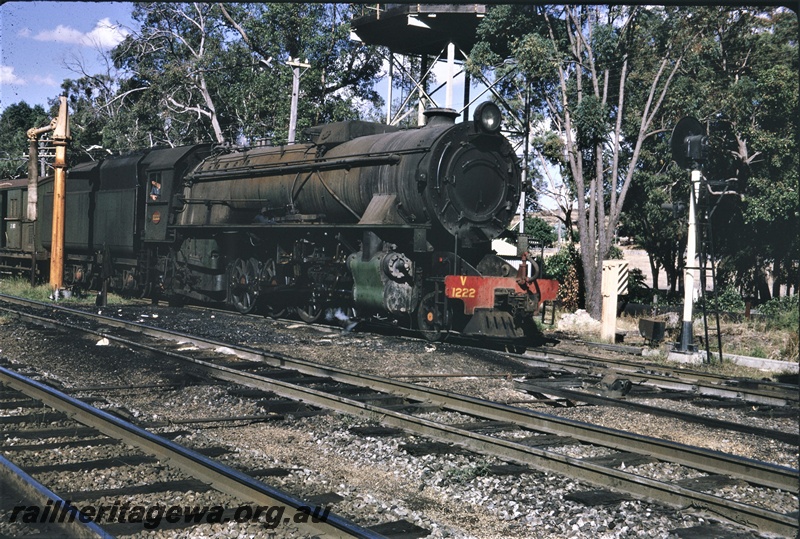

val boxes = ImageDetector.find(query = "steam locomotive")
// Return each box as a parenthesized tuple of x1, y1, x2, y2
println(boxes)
(0, 103, 558, 344)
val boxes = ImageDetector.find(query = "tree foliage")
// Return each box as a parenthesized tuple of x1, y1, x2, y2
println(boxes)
(0, 103, 49, 178)
(471, 5, 797, 316)
(101, 2, 383, 149)
(472, 5, 691, 318)
(524, 216, 557, 248)
(622, 7, 798, 301)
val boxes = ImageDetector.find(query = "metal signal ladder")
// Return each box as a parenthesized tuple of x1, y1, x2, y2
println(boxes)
(696, 188, 724, 364)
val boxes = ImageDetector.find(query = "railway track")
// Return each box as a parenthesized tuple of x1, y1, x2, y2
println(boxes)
(0, 366, 385, 538)
(110, 299, 800, 409)
(185, 301, 799, 410)
(1, 295, 798, 537)
(521, 347, 799, 407)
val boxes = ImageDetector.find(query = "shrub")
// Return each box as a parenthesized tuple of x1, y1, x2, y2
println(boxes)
(544, 243, 579, 281)
(545, 243, 584, 311)
(760, 294, 799, 331)
(695, 286, 745, 314)
(626, 267, 651, 303)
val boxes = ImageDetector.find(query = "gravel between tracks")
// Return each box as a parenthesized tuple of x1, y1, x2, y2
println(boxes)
(0, 305, 797, 538)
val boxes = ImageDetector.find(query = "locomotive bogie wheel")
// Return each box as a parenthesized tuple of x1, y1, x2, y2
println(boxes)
(229, 257, 260, 314)
(265, 306, 288, 319)
(416, 291, 450, 342)
(296, 298, 323, 323)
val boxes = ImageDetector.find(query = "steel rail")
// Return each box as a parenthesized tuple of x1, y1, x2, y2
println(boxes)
(522, 349, 799, 407)
(515, 381, 799, 445)
(1, 299, 798, 536)
(0, 453, 112, 539)
(0, 367, 384, 539)
(1, 299, 796, 492)
(176, 358, 799, 537)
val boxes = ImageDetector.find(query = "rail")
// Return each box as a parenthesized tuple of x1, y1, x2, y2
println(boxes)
(0, 366, 385, 539)
(0, 295, 797, 537)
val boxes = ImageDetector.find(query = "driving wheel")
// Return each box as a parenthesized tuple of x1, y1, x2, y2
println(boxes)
(229, 257, 260, 314)
(260, 258, 287, 318)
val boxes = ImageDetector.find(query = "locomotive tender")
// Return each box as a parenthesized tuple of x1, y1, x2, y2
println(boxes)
(1, 103, 558, 343)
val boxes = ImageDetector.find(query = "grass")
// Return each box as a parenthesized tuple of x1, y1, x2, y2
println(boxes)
(551, 307, 797, 383)
(0, 277, 127, 306)
(0, 276, 55, 302)
(615, 311, 798, 363)
(697, 313, 799, 363)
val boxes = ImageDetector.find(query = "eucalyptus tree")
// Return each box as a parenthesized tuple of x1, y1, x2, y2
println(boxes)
(111, 2, 232, 145)
(215, 3, 383, 143)
(471, 5, 692, 318)
(108, 3, 383, 148)
(621, 6, 798, 300)
(703, 8, 798, 299)
(0, 103, 49, 178)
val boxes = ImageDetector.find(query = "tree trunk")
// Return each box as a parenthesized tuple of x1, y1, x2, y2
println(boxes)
(649, 257, 660, 292)
(199, 75, 225, 143)
(771, 258, 781, 298)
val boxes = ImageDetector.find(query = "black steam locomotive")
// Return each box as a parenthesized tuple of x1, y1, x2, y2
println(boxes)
(0, 103, 558, 343)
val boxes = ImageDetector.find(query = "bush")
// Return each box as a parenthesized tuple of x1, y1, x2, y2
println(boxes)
(544, 243, 584, 311)
(695, 286, 745, 314)
(759, 294, 799, 331)
(626, 267, 651, 303)
(544, 243, 579, 281)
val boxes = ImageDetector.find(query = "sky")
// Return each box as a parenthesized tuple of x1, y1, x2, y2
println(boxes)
(0, 1, 134, 113)
(0, 2, 475, 117)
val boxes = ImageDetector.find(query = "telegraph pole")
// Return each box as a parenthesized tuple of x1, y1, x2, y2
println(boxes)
(286, 58, 310, 144)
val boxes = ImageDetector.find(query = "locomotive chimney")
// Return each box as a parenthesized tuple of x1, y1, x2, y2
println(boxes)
(423, 108, 459, 128)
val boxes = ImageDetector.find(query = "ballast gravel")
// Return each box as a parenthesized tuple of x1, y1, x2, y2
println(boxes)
(0, 305, 797, 538)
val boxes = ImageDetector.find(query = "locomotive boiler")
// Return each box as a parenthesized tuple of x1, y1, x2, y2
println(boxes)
(1, 102, 558, 344)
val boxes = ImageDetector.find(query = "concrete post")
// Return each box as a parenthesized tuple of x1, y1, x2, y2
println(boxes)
(386, 53, 393, 124)
(601, 261, 618, 342)
(601, 260, 628, 342)
(288, 64, 300, 144)
(286, 59, 310, 144)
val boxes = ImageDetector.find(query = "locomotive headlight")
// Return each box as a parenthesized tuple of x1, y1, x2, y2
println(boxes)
(474, 102, 502, 134)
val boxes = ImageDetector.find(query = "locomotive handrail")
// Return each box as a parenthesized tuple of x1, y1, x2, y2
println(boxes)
(187, 152, 410, 182)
